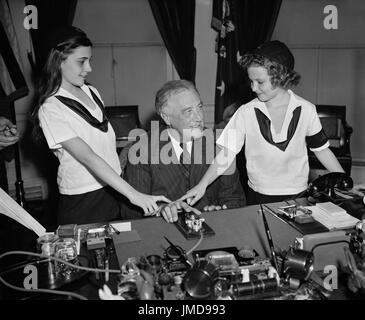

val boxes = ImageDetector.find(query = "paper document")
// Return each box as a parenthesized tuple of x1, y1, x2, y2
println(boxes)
(305, 202, 359, 230)
(110, 221, 131, 232)
(316, 202, 347, 217)
(0, 188, 46, 237)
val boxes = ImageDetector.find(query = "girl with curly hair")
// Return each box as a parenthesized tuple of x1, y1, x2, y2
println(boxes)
(183, 40, 344, 205)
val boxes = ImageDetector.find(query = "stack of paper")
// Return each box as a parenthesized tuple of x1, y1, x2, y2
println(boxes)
(305, 202, 359, 230)
(316, 202, 347, 217)
(0, 188, 46, 237)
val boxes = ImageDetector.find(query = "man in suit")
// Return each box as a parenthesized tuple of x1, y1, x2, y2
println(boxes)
(123, 80, 246, 223)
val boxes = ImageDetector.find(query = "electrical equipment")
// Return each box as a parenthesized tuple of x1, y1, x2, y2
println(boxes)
(277, 205, 314, 224)
(307, 172, 353, 203)
(56, 224, 77, 239)
(183, 260, 220, 299)
(175, 212, 215, 239)
(281, 247, 314, 282)
(182, 247, 278, 300)
(86, 237, 106, 251)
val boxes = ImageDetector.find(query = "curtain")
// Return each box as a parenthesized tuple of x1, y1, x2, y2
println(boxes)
(22, 0, 76, 219)
(212, 0, 282, 123)
(149, 0, 196, 82)
(0, 22, 28, 192)
(0, 0, 29, 193)
(25, 0, 77, 72)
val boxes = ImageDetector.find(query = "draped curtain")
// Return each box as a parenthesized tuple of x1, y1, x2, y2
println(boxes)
(25, 0, 77, 73)
(23, 0, 77, 225)
(212, 0, 282, 123)
(148, 0, 196, 82)
(0, 0, 29, 192)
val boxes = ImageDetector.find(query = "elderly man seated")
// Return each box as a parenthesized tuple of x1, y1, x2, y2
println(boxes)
(122, 80, 246, 223)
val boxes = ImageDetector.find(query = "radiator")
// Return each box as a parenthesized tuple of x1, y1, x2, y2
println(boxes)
(8, 182, 48, 201)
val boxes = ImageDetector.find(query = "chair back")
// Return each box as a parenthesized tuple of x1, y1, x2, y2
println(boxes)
(105, 105, 140, 141)
(308, 105, 353, 175)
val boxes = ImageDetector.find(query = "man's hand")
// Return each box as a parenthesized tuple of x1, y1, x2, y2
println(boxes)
(160, 200, 201, 223)
(0, 117, 19, 150)
(203, 204, 227, 212)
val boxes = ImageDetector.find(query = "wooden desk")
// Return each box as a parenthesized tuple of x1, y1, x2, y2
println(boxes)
(2, 201, 357, 300)
(111, 204, 303, 268)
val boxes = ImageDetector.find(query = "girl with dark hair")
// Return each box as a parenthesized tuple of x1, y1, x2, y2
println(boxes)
(32, 26, 169, 224)
(183, 40, 344, 205)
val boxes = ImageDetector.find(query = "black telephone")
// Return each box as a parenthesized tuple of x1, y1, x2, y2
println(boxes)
(307, 172, 353, 202)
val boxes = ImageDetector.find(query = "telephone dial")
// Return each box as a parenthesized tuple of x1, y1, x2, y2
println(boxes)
(307, 172, 353, 202)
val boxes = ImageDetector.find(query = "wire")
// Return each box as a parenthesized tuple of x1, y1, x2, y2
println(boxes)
(186, 230, 204, 256)
(286, 189, 309, 203)
(0, 276, 88, 300)
(0, 250, 122, 300)
(0, 251, 121, 274)
(1, 258, 50, 275)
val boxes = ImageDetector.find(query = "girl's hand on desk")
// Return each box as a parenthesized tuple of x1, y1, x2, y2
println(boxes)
(180, 182, 208, 206)
(129, 191, 170, 215)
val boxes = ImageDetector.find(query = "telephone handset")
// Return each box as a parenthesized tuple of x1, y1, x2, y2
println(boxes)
(307, 172, 353, 201)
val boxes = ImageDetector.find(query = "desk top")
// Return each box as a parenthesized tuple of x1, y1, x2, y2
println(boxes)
(111, 203, 304, 268)
(3, 200, 360, 300)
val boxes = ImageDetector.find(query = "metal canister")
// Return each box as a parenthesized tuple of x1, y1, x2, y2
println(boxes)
(36, 233, 59, 257)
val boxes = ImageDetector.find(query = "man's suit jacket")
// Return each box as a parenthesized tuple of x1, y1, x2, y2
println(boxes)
(122, 125, 246, 218)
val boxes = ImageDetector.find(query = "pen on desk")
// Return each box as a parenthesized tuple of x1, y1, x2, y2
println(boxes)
(263, 204, 305, 235)
(109, 224, 120, 235)
(260, 204, 280, 274)
(263, 204, 290, 225)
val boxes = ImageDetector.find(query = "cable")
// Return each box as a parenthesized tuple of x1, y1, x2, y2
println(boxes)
(1, 258, 49, 275)
(186, 230, 204, 256)
(0, 251, 121, 274)
(285, 189, 309, 204)
(0, 276, 88, 300)
(0, 250, 122, 300)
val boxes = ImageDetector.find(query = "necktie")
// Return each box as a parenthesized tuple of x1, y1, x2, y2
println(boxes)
(179, 142, 192, 185)
(179, 142, 191, 168)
